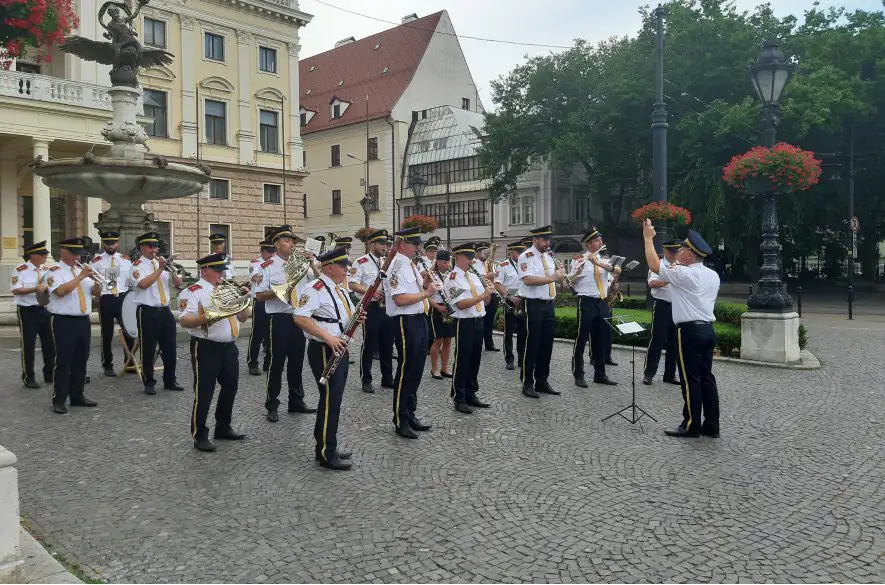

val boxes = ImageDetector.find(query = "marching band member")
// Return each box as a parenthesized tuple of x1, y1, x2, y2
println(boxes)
(517, 226, 564, 398)
(130, 231, 184, 395)
(349, 229, 394, 393)
(91, 230, 134, 377)
(643, 240, 682, 386)
(45, 237, 100, 414)
(246, 239, 274, 376)
(384, 227, 438, 439)
(423, 236, 440, 263)
(333, 235, 354, 295)
(445, 243, 492, 414)
(642, 220, 721, 439)
(473, 242, 500, 352)
(569, 227, 619, 387)
(494, 240, 526, 371)
(428, 250, 454, 379)
(209, 232, 236, 279)
(294, 247, 366, 470)
(10, 241, 53, 388)
(421, 236, 441, 352)
(254, 225, 316, 422)
(179, 253, 250, 452)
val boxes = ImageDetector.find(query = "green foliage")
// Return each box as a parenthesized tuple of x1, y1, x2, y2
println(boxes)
(798, 323, 810, 350)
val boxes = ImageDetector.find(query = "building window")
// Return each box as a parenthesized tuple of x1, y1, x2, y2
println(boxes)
(144, 18, 166, 48)
(204, 32, 224, 61)
(208, 224, 230, 251)
(258, 46, 277, 73)
(259, 109, 279, 153)
(204, 99, 226, 145)
(263, 184, 281, 204)
(300, 112, 307, 125)
(510, 194, 535, 226)
(302, 151, 307, 168)
(462, 97, 470, 110)
(331, 190, 342, 215)
(367, 137, 378, 160)
(332, 104, 341, 119)
(143, 89, 168, 138)
(208, 178, 230, 200)
(367, 185, 380, 211)
(302, 193, 308, 218)
(331, 144, 340, 167)
(15, 62, 40, 74)
(403, 199, 488, 228)
(408, 157, 482, 187)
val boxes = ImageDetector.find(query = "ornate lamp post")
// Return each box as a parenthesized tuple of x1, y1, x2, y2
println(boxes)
(408, 173, 428, 216)
(746, 39, 795, 312)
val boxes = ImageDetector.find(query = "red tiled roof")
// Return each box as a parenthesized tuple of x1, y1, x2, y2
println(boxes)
(298, 12, 443, 134)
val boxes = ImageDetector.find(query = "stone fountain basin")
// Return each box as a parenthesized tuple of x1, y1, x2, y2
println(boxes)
(33, 157, 209, 202)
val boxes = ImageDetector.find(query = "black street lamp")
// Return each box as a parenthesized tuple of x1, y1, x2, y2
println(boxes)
(746, 39, 796, 312)
(408, 173, 427, 216)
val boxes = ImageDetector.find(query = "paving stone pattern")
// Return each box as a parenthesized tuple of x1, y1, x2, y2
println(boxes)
(1, 323, 885, 583)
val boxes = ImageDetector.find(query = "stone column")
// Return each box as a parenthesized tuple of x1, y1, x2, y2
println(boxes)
(237, 31, 255, 165)
(32, 140, 52, 258)
(179, 16, 198, 158)
(0, 157, 20, 265)
(0, 445, 23, 583)
(287, 42, 304, 170)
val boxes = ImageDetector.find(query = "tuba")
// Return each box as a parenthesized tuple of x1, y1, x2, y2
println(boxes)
(203, 279, 253, 330)
(270, 252, 311, 305)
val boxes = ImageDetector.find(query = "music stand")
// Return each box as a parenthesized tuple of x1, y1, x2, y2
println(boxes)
(601, 314, 657, 425)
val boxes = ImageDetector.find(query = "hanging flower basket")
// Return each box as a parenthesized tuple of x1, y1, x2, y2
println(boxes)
(401, 214, 438, 234)
(631, 202, 692, 225)
(0, 0, 78, 69)
(722, 142, 822, 194)
(354, 227, 375, 242)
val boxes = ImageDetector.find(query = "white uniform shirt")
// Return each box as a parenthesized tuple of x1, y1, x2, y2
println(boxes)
(179, 279, 241, 342)
(10, 261, 45, 307)
(45, 263, 95, 316)
(648, 258, 672, 302)
(224, 255, 236, 280)
(254, 254, 310, 315)
(495, 258, 521, 296)
(348, 253, 383, 300)
(445, 266, 486, 319)
(248, 257, 266, 299)
(658, 261, 720, 324)
(569, 256, 612, 298)
(383, 252, 426, 316)
(293, 274, 354, 342)
(471, 257, 488, 277)
(128, 257, 174, 307)
(517, 246, 557, 300)
(90, 251, 131, 296)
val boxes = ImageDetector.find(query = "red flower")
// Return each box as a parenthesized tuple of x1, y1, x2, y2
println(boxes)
(0, 0, 78, 69)
(631, 202, 692, 225)
(401, 214, 438, 234)
(723, 142, 821, 193)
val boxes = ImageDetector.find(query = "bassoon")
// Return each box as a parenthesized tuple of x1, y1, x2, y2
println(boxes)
(318, 236, 402, 384)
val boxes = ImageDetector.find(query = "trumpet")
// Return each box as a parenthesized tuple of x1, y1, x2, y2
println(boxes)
(74, 262, 108, 287)
(563, 245, 607, 288)
(151, 255, 190, 279)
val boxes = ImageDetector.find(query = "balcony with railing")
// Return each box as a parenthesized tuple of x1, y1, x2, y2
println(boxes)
(0, 68, 115, 112)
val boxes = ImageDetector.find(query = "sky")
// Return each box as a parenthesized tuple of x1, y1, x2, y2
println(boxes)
(297, 0, 882, 111)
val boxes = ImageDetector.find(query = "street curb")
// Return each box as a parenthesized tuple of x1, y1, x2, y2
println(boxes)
(18, 526, 84, 584)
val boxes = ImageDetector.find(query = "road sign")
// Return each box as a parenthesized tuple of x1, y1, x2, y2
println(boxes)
(850, 216, 860, 233)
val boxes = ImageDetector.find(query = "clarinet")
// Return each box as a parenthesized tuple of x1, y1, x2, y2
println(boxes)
(468, 264, 515, 310)
(318, 237, 402, 385)
(414, 252, 457, 315)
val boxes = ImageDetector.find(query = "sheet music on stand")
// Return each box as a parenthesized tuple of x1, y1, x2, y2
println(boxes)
(601, 314, 657, 425)
(304, 238, 323, 256)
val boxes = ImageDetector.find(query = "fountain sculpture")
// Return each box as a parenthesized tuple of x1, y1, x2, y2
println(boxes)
(31, 0, 210, 253)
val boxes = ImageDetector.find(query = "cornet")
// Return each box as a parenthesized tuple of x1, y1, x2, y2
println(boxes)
(74, 262, 108, 287)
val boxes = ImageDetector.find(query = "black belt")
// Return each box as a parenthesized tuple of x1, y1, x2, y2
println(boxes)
(194, 336, 235, 346)
(677, 320, 712, 326)
(455, 317, 483, 322)
(18, 305, 45, 310)
(137, 305, 170, 311)
(311, 315, 340, 324)
(51, 314, 89, 320)
(526, 298, 553, 304)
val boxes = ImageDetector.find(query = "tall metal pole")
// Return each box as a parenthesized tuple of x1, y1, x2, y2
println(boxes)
(848, 124, 856, 289)
(196, 84, 202, 259)
(364, 94, 370, 228)
(652, 5, 668, 207)
(445, 173, 451, 248)
(281, 108, 287, 223)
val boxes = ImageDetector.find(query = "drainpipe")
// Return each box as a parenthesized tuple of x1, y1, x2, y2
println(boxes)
(385, 116, 397, 233)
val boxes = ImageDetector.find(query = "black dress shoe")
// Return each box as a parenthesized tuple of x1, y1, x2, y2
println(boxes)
(455, 402, 473, 414)
(505, 361, 515, 371)
(380, 380, 395, 389)
(467, 398, 490, 409)
(536, 381, 561, 395)
(266, 410, 279, 423)
(85, 376, 90, 384)
(663, 377, 681, 386)
(642, 376, 653, 385)
(410, 419, 432, 432)
(361, 382, 376, 394)
(70, 397, 97, 407)
(574, 377, 588, 388)
(336, 449, 352, 460)
(52, 404, 68, 415)
(164, 382, 184, 391)
(104, 368, 117, 377)
(144, 385, 157, 395)
(320, 455, 353, 470)
(700, 427, 720, 438)
(593, 376, 618, 386)
(262, 364, 270, 373)
(395, 422, 419, 439)
(194, 438, 216, 452)
(24, 377, 40, 389)
(522, 384, 539, 398)
(606, 359, 618, 366)
(214, 426, 246, 440)
(664, 427, 700, 438)
(485, 346, 501, 352)
(431, 373, 443, 380)
(288, 401, 317, 414)
(248, 366, 261, 376)
(440, 371, 453, 379)
(44, 374, 53, 384)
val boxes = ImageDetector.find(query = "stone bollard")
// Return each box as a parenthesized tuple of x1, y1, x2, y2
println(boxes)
(0, 445, 23, 583)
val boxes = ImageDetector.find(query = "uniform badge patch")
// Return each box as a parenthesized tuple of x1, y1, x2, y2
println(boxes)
(348, 266, 357, 276)
(15, 264, 26, 272)
(312, 280, 324, 291)
(449, 272, 457, 280)
(297, 293, 310, 308)
(520, 263, 528, 272)
(390, 275, 399, 289)
(526, 251, 534, 258)
(11, 276, 18, 284)
(91, 255, 102, 263)
(188, 283, 202, 292)
(251, 273, 263, 284)
(46, 276, 54, 287)
(261, 259, 273, 268)
(131, 270, 140, 279)
(358, 257, 369, 264)
(179, 299, 188, 310)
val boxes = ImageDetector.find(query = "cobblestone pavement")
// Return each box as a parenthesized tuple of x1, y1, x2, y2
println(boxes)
(1, 320, 885, 583)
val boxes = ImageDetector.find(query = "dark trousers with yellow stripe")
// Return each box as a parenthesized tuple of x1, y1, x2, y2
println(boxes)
(17, 305, 54, 382)
(643, 299, 677, 380)
(392, 313, 429, 427)
(307, 339, 347, 461)
(503, 309, 526, 364)
(136, 305, 177, 387)
(572, 296, 611, 379)
(521, 298, 554, 386)
(451, 317, 483, 405)
(246, 300, 270, 370)
(483, 296, 499, 348)
(98, 294, 134, 369)
(265, 313, 306, 411)
(190, 337, 239, 441)
(50, 314, 90, 406)
(676, 322, 720, 434)
(360, 302, 393, 385)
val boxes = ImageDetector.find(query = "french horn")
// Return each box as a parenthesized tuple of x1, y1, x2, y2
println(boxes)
(203, 278, 253, 330)
(270, 252, 311, 306)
